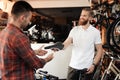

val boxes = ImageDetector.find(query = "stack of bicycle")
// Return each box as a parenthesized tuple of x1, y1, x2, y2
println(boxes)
(91, 0, 120, 80)
(92, 0, 120, 56)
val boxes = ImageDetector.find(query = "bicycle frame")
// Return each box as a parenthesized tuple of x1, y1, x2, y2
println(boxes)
(101, 52, 120, 80)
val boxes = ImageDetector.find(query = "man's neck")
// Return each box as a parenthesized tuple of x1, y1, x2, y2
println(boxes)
(82, 23, 90, 30)
(8, 17, 20, 29)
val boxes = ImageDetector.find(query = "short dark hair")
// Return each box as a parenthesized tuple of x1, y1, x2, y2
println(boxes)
(82, 8, 94, 17)
(11, 1, 33, 16)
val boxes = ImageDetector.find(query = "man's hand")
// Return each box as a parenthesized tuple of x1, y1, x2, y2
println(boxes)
(51, 48, 60, 52)
(44, 53, 54, 62)
(34, 45, 47, 56)
(37, 50, 48, 56)
(86, 64, 95, 74)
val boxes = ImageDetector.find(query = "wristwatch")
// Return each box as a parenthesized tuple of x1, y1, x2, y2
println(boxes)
(92, 63, 96, 67)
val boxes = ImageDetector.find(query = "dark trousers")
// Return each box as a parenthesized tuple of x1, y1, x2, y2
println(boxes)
(67, 67, 94, 80)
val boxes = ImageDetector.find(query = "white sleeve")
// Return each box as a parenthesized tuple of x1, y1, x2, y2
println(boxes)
(95, 30, 102, 44)
(68, 27, 76, 38)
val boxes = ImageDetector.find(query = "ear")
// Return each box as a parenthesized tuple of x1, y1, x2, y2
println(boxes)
(89, 16, 93, 21)
(20, 15, 25, 21)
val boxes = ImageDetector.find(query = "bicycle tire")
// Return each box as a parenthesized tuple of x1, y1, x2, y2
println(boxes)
(111, 18, 120, 50)
(93, 16, 108, 45)
(106, 19, 120, 55)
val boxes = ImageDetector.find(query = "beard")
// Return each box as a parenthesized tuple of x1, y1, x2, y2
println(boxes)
(79, 19, 89, 25)
(20, 20, 29, 30)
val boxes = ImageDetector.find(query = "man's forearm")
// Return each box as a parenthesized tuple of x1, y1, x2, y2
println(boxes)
(93, 44, 104, 65)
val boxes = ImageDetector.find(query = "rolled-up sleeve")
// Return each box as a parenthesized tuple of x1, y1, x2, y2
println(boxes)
(14, 34, 46, 69)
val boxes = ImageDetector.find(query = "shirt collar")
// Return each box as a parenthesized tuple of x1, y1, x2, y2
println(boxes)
(78, 24, 92, 31)
(7, 23, 23, 33)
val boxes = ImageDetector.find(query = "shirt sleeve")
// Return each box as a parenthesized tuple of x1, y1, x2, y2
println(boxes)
(68, 27, 75, 38)
(95, 30, 102, 44)
(14, 34, 46, 69)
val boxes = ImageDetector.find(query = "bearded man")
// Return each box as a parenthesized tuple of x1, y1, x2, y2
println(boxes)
(63, 8, 103, 80)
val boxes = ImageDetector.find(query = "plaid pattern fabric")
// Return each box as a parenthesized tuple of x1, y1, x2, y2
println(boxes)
(0, 24, 46, 80)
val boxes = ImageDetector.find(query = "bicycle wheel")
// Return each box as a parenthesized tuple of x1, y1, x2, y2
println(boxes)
(106, 19, 120, 55)
(111, 18, 120, 50)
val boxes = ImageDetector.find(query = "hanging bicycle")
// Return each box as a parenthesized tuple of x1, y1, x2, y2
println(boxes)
(91, 0, 120, 55)
(91, 0, 120, 80)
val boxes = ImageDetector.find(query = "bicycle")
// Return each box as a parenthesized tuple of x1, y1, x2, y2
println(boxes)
(35, 70, 59, 80)
(107, 17, 120, 54)
(91, 0, 120, 79)
(91, 0, 120, 55)
(101, 51, 120, 80)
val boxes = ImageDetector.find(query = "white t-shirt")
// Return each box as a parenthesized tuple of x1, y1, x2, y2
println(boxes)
(69, 25, 102, 69)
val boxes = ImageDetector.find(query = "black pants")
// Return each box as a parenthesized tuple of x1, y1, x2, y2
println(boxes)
(67, 67, 94, 80)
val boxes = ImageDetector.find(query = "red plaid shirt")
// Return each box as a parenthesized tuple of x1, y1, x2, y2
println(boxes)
(0, 24, 46, 80)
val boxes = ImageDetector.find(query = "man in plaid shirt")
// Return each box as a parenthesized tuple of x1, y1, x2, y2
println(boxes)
(0, 1, 53, 80)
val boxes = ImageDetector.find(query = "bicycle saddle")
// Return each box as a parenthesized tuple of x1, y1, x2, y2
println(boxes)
(44, 42, 64, 50)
